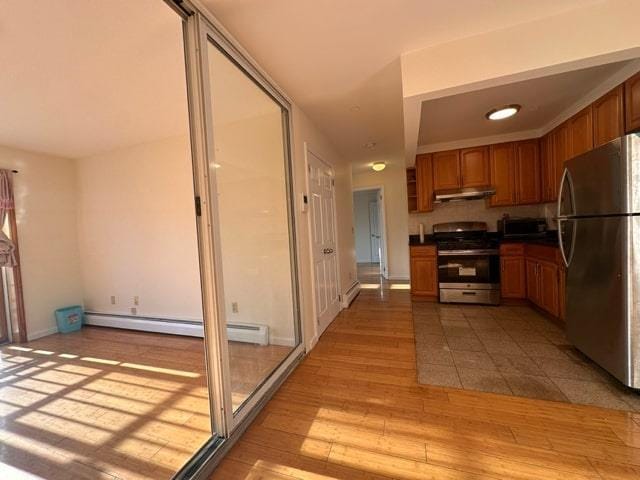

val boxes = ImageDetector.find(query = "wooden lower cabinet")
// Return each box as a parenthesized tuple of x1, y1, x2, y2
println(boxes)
(524, 247, 561, 319)
(539, 261, 559, 317)
(410, 246, 438, 297)
(525, 258, 541, 305)
(500, 256, 525, 299)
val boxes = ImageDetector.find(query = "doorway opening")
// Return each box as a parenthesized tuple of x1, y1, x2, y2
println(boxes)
(353, 187, 387, 284)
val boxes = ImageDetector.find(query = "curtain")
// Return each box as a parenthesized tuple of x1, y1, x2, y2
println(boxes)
(0, 170, 17, 267)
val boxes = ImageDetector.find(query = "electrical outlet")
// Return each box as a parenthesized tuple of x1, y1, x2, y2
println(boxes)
(134, 296, 139, 306)
(110, 295, 116, 305)
(130, 307, 137, 315)
(231, 302, 238, 313)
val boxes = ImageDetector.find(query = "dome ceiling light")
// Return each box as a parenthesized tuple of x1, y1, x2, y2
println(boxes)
(486, 104, 521, 120)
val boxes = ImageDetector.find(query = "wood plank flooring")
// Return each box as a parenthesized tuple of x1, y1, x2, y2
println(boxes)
(210, 275, 640, 479)
(0, 326, 289, 479)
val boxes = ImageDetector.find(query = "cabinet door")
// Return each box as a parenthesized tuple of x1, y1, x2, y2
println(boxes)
(625, 71, 640, 133)
(501, 256, 525, 299)
(553, 122, 569, 194)
(515, 140, 541, 205)
(525, 259, 540, 306)
(489, 143, 516, 207)
(460, 146, 490, 188)
(593, 85, 624, 147)
(539, 261, 559, 317)
(410, 256, 438, 296)
(540, 134, 557, 203)
(415, 154, 433, 212)
(568, 106, 593, 159)
(432, 150, 461, 191)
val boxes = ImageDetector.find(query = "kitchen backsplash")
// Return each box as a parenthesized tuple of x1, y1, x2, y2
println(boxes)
(408, 199, 557, 234)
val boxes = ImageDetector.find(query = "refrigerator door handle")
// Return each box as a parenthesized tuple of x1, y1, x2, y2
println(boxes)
(557, 218, 576, 268)
(557, 167, 576, 219)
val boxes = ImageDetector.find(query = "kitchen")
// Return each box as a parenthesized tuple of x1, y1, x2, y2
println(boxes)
(406, 63, 640, 407)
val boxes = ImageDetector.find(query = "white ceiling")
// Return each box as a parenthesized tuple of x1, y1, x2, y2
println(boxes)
(201, 0, 601, 169)
(418, 61, 633, 147)
(0, 0, 189, 159)
(0, 0, 608, 163)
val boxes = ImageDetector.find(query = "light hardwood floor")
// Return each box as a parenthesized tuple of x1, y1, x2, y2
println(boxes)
(0, 327, 290, 479)
(211, 278, 640, 479)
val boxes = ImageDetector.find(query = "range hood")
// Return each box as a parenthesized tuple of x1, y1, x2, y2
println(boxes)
(434, 186, 496, 203)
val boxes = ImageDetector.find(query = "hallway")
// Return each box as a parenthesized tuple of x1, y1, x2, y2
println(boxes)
(210, 283, 640, 479)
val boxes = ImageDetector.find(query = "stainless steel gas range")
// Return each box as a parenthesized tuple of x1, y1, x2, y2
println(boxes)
(433, 222, 500, 305)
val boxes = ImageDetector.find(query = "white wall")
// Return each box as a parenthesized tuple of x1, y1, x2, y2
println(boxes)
(0, 145, 83, 340)
(291, 106, 356, 350)
(353, 190, 378, 263)
(352, 163, 409, 280)
(76, 136, 203, 322)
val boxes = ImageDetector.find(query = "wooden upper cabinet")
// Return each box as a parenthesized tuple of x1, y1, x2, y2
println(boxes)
(568, 105, 593, 159)
(432, 150, 461, 191)
(553, 122, 569, 189)
(593, 85, 624, 147)
(489, 142, 516, 207)
(415, 154, 433, 213)
(540, 134, 557, 203)
(460, 146, 490, 188)
(625, 71, 640, 133)
(515, 140, 541, 205)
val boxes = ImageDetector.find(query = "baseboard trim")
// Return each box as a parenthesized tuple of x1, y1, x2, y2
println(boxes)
(27, 326, 59, 341)
(341, 281, 361, 308)
(387, 274, 410, 281)
(85, 312, 205, 337)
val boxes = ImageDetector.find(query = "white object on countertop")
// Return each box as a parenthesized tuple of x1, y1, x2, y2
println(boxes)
(419, 223, 425, 243)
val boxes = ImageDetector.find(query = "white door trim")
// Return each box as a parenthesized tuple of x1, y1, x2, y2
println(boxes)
(352, 185, 389, 279)
(304, 143, 342, 349)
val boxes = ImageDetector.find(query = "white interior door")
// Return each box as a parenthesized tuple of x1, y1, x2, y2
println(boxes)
(368, 201, 380, 263)
(308, 150, 340, 336)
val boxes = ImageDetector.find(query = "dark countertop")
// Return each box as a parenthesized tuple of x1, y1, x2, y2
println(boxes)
(408, 231, 559, 248)
(500, 231, 559, 247)
(409, 234, 437, 246)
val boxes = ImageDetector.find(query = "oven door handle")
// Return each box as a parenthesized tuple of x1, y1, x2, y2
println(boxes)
(437, 249, 499, 256)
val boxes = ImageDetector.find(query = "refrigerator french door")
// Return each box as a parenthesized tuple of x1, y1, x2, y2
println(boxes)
(558, 133, 640, 388)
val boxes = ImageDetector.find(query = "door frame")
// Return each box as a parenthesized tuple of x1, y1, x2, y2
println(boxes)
(304, 142, 342, 349)
(352, 185, 388, 278)
(367, 200, 380, 263)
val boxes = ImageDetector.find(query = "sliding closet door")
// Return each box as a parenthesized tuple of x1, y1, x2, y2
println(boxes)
(185, 14, 303, 432)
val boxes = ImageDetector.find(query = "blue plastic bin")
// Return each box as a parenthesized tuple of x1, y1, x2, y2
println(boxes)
(55, 306, 83, 333)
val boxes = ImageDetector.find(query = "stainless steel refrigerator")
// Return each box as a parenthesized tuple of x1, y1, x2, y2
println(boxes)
(558, 133, 640, 389)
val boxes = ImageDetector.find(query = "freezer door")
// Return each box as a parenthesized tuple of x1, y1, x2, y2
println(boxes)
(563, 134, 640, 216)
(566, 215, 633, 386)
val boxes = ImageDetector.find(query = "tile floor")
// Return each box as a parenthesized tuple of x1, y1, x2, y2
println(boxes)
(413, 302, 640, 411)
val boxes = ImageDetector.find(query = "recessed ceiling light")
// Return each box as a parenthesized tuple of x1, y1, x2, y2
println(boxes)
(372, 162, 386, 172)
(486, 104, 521, 121)
(363, 142, 377, 149)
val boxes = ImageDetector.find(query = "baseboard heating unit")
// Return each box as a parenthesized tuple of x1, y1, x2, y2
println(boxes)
(341, 281, 361, 308)
(226, 323, 269, 345)
(84, 312, 269, 345)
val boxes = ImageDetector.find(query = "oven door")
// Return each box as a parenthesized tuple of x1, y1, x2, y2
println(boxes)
(437, 250, 500, 305)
